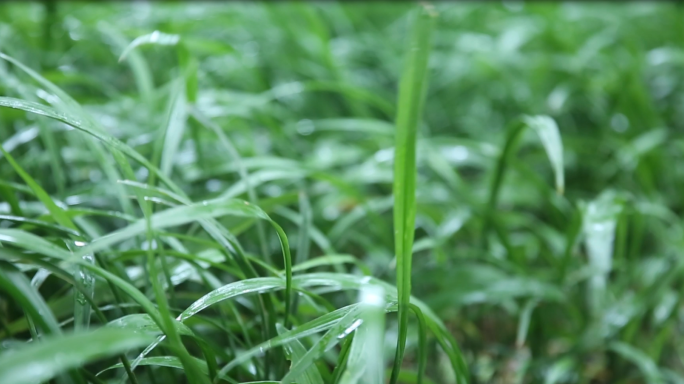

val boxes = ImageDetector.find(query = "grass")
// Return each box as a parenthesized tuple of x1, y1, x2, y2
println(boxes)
(1, 1, 684, 384)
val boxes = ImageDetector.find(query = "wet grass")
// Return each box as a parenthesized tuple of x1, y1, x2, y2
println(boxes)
(1, 2, 684, 384)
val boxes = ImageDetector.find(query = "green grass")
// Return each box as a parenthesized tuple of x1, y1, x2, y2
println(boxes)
(1, 2, 684, 384)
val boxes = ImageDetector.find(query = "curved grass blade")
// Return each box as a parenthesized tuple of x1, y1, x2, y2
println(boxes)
(179, 277, 285, 322)
(483, 114, 565, 245)
(290, 255, 358, 273)
(97, 24, 154, 100)
(75, 198, 264, 257)
(390, 5, 436, 383)
(99, 356, 208, 376)
(0, 145, 77, 232)
(522, 116, 565, 194)
(107, 314, 194, 337)
(408, 304, 427, 384)
(0, 261, 62, 336)
(118, 30, 181, 62)
(0, 328, 155, 384)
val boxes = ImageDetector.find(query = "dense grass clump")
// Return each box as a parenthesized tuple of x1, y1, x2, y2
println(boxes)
(1, 2, 684, 384)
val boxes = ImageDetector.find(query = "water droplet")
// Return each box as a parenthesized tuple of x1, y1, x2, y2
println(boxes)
(296, 119, 315, 136)
(205, 179, 222, 192)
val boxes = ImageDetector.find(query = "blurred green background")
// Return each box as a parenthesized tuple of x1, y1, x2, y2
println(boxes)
(2, 2, 684, 383)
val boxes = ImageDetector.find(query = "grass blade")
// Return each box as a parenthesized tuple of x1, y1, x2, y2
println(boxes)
(159, 78, 187, 177)
(390, 5, 436, 384)
(0, 328, 155, 384)
(582, 191, 624, 317)
(276, 323, 324, 384)
(522, 116, 565, 194)
(118, 31, 181, 63)
(338, 285, 386, 384)
(99, 356, 208, 376)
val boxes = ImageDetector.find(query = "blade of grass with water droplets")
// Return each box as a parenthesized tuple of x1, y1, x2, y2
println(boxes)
(292, 273, 467, 382)
(74, 198, 267, 257)
(73, 249, 95, 332)
(179, 277, 285, 321)
(390, 6, 435, 383)
(276, 323, 324, 384)
(277, 307, 363, 384)
(215, 305, 360, 381)
(0, 328, 155, 384)
(99, 356, 208, 376)
(289, 255, 358, 273)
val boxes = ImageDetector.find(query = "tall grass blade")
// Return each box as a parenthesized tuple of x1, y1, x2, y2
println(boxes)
(390, 5, 436, 384)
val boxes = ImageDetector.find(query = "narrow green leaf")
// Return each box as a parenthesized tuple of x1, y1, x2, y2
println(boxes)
(0, 328, 155, 384)
(118, 31, 181, 62)
(276, 323, 324, 384)
(279, 308, 363, 384)
(522, 115, 565, 194)
(390, 5, 436, 384)
(99, 356, 208, 376)
(0, 261, 62, 336)
(581, 191, 624, 316)
(159, 79, 187, 177)
(0, 145, 77, 232)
